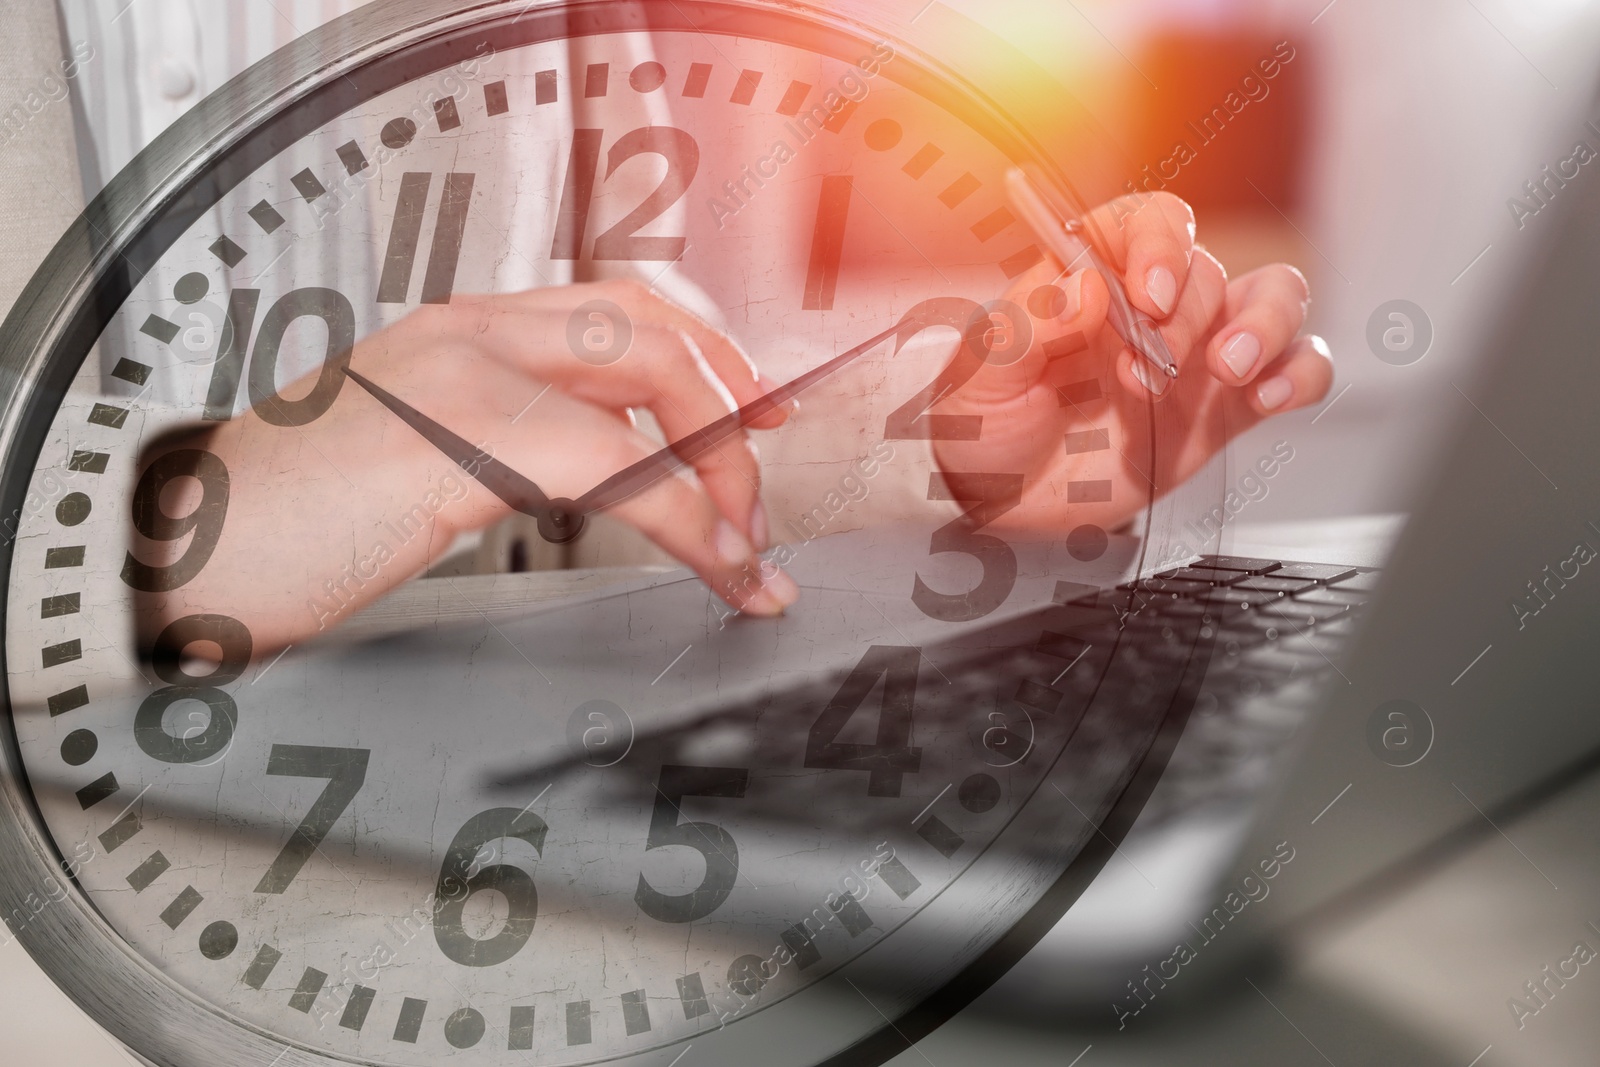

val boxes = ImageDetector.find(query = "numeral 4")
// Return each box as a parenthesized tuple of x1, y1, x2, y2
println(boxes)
(805, 646, 923, 798)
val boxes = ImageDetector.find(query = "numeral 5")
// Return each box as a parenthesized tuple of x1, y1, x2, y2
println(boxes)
(635, 764, 749, 923)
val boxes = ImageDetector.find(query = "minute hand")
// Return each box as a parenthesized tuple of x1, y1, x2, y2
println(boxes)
(573, 322, 902, 517)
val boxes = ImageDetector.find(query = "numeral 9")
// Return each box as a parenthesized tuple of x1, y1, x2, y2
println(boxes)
(121, 449, 230, 593)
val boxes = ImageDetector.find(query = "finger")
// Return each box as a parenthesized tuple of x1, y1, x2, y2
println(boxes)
(1228, 335, 1334, 423)
(1114, 248, 1228, 399)
(466, 313, 770, 548)
(609, 465, 799, 617)
(1207, 264, 1312, 385)
(541, 402, 795, 616)
(609, 280, 796, 431)
(432, 367, 797, 617)
(1077, 191, 1197, 318)
(954, 260, 1111, 409)
(927, 264, 1110, 483)
(630, 328, 772, 551)
(503, 282, 794, 430)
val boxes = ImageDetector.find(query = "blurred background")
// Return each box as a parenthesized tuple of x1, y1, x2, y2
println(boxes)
(8, 0, 1600, 1063)
(965, 0, 1600, 528)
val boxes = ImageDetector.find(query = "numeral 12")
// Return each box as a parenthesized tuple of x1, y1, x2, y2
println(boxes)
(552, 127, 699, 261)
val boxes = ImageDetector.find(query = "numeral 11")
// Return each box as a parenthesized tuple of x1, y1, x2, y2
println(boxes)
(377, 172, 477, 305)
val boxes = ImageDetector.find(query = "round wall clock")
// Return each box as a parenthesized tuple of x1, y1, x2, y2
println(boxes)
(0, 2, 1222, 1065)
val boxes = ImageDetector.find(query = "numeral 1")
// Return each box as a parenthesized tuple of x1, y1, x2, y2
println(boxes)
(803, 175, 854, 311)
(203, 288, 261, 421)
(551, 130, 604, 261)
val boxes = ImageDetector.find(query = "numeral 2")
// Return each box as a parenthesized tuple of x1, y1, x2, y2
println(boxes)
(884, 298, 994, 441)
(553, 127, 699, 261)
(805, 646, 923, 797)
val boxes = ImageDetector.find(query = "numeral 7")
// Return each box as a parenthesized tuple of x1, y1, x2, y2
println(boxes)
(254, 744, 370, 894)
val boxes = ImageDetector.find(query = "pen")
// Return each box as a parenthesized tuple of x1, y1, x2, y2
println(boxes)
(1005, 168, 1180, 381)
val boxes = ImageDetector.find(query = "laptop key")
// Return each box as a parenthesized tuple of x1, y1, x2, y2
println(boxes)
(1224, 613, 1289, 639)
(1240, 646, 1324, 678)
(1193, 555, 1283, 575)
(1271, 562, 1359, 584)
(1052, 580, 1104, 605)
(1315, 617, 1358, 639)
(1038, 604, 1123, 638)
(1129, 577, 1218, 597)
(1035, 630, 1092, 661)
(1329, 571, 1382, 594)
(1264, 600, 1350, 625)
(1155, 566, 1250, 585)
(1208, 589, 1286, 613)
(1216, 626, 1273, 650)
(1163, 600, 1218, 620)
(1231, 575, 1316, 595)
(1294, 587, 1368, 608)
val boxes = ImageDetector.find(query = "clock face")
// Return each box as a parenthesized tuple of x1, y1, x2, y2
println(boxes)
(0, 4, 1211, 1066)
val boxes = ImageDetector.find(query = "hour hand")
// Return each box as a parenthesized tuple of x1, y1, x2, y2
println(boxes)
(345, 369, 585, 543)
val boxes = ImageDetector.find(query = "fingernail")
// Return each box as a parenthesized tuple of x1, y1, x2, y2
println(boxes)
(715, 519, 753, 567)
(1145, 266, 1177, 316)
(739, 562, 800, 616)
(1131, 359, 1170, 397)
(1221, 332, 1262, 380)
(758, 375, 797, 416)
(761, 565, 800, 608)
(1257, 376, 1294, 411)
(1059, 269, 1085, 320)
(750, 502, 770, 552)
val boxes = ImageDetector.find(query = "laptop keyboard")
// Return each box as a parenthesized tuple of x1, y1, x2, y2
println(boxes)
(494, 556, 1376, 836)
(1103, 554, 1378, 825)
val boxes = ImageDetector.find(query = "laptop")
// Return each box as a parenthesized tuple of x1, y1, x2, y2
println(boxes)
(384, 73, 1600, 1040)
(972, 91, 1600, 1021)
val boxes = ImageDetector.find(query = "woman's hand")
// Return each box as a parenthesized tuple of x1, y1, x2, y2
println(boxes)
(136, 280, 797, 654)
(932, 191, 1333, 533)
